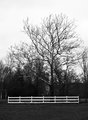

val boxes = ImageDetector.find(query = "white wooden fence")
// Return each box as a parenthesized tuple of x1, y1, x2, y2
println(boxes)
(8, 96, 79, 103)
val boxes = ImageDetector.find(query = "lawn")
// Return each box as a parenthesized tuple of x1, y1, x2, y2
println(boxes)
(0, 102, 88, 120)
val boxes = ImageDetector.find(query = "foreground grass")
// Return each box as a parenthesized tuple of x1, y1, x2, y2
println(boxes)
(0, 102, 88, 120)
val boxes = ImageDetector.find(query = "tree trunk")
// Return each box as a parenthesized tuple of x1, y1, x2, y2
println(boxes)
(50, 64, 54, 96)
(65, 72, 68, 96)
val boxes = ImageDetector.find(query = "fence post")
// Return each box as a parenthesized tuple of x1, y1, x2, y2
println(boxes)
(78, 96, 79, 103)
(19, 96, 21, 103)
(43, 96, 44, 103)
(31, 96, 32, 103)
(66, 96, 68, 103)
(8, 96, 9, 103)
(54, 96, 56, 103)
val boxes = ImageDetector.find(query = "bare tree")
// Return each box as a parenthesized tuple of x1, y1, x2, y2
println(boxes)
(6, 42, 46, 84)
(0, 61, 4, 99)
(0, 60, 4, 81)
(0, 61, 9, 99)
(24, 14, 81, 95)
(81, 47, 88, 100)
(6, 42, 37, 70)
(77, 47, 88, 82)
(82, 48, 88, 82)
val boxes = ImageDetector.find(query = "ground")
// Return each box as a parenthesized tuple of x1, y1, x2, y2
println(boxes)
(0, 102, 88, 120)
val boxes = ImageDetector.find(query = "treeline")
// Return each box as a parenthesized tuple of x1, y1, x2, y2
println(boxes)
(0, 14, 88, 98)
(0, 57, 88, 99)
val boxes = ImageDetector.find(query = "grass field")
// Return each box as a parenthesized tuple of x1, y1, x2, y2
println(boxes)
(0, 102, 88, 120)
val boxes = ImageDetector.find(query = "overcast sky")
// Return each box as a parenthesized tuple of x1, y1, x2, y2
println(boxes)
(0, 0, 88, 60)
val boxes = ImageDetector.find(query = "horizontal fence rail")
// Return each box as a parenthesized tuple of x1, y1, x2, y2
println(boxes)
(8, 96, 79, 104)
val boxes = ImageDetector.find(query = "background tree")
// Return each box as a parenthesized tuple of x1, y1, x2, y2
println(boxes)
(78, 47, 88, 99)
(0, 61, 5, 99)
(81, 48, 88, 82)
(6, 42, 49, 96)
(0, 61, 12, 99)
(24, 14, 81, 95)
(6, 42, 37, 70)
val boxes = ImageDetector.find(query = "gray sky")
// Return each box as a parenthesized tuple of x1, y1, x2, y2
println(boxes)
(0, 0, 88, 60)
